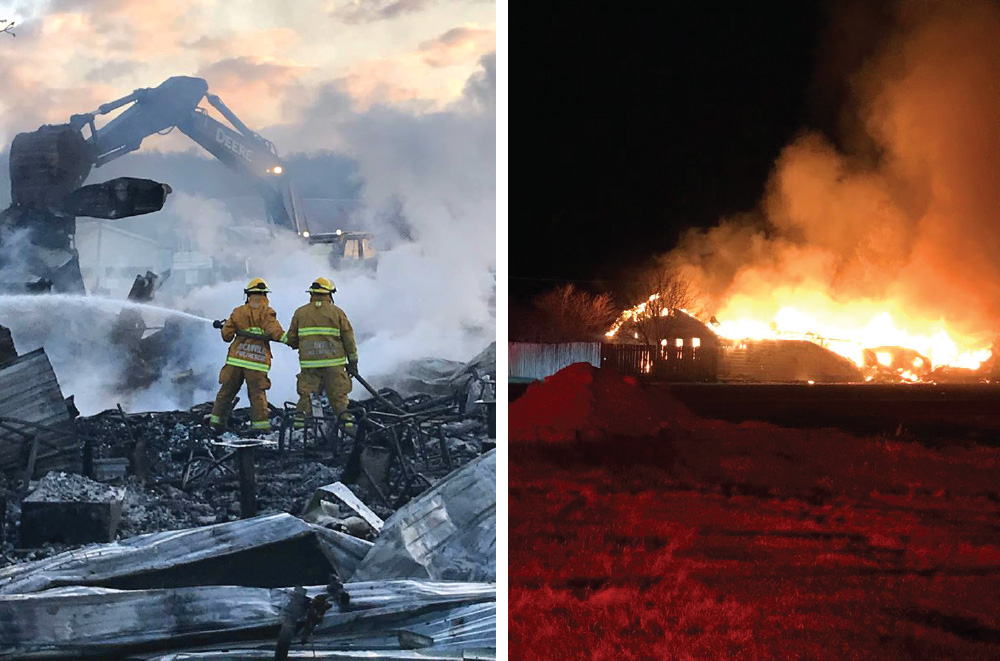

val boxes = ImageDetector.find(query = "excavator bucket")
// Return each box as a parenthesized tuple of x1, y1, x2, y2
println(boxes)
(59, 177, 172, 220)
(9, 125, 92, 209)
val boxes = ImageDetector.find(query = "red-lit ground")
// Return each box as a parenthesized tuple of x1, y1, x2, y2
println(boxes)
(509, 367, 1000, 659)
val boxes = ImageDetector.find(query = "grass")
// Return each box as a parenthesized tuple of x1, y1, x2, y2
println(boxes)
(509, 420, 1000, 660)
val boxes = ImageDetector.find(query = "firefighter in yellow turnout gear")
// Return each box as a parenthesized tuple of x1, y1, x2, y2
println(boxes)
(285, 277, 358, 429)
(209, 278, 287, 433)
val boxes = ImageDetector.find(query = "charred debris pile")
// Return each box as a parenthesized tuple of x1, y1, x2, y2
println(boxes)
(0, 315, 497, 658)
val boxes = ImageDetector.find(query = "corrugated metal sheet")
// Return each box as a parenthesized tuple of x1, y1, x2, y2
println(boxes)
(508, 342, 601, 380)
(0, 513, 372, 595)
(0, 580, 495, 659)
(150, 651, 495, 660)
(0, 347, 79, 477)
(351, 451, 496, 584)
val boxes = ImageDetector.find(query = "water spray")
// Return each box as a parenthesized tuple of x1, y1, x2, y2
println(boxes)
(0, 294, 215, 324)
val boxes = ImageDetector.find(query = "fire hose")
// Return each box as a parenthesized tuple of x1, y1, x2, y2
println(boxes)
(213, 319, 270, 341)
(346, 364, 407, 415)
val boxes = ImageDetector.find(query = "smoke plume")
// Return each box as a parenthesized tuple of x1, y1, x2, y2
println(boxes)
(672, 0, 1000, 349)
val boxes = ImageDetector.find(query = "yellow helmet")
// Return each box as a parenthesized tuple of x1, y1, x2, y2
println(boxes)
(244, 277, 270, 294)
(307, 277, 336, 295)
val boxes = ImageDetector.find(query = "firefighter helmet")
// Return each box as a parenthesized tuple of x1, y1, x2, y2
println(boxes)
(244, 277, 271, 294)
(307, 277, 336, 295)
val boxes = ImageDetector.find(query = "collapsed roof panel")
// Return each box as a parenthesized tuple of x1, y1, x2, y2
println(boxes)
(0, 513, 371, 595)
(0, 348, 79, 478)
(147, 652, 496, 660)
(350, 450, 496, 583)
(0, 580, 495, 659)
(719, 338, 864, 383)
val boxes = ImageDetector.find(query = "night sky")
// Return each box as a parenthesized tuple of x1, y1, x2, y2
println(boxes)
(514, 2, 845, 303)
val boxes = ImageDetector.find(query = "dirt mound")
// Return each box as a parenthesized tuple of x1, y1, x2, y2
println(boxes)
(509, 363, 666, 441)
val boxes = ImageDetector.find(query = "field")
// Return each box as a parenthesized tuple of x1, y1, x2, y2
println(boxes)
(509, 379, 1000, 659)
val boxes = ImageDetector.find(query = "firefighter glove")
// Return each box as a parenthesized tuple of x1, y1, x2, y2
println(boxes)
(346, 360, 359, 377)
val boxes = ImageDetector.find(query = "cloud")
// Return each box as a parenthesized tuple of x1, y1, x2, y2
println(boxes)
(85, 60, 146, 82)
(183, 27, 300, 63)
(418, 25, 495, 67)
(329, 32, 494, 109)
(331, 0, 433, 24)
(195, 56, 312, 128)
(461, 51, 495, 111)
(332, 0, 497, 24)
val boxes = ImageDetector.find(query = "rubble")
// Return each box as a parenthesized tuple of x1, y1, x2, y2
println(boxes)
(20, 472, 125, 546)
(0, 332, 496, 655)
(382, 342, 497, 398)
(351, 450, 496, 583)
(302, 481, 385, 541)
(23, 470, 123, 503)
(92, 457, 129, 481)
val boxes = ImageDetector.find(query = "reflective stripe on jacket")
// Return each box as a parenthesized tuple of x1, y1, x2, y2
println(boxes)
(286, 296, 357, 369)
(222, 296, 286, 372)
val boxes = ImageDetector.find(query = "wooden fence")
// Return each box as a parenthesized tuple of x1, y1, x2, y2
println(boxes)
(601, 341, 718, 381)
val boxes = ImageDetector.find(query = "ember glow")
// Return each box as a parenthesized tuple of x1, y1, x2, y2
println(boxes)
(714, 306, 990, 370)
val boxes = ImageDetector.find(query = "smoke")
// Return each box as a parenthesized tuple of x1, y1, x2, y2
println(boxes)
(0, 53, 496, 414)
(671, 0, 1000, 346)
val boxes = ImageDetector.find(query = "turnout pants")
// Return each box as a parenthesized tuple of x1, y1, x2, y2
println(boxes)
(210, 364, 272, 431)
(295, 366, 352, 426)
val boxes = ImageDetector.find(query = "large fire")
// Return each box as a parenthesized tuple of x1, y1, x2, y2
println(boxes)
(607, 294, 993, 379)
(601, 1, 1000, 382)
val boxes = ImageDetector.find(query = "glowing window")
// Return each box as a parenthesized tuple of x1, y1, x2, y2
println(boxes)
(660, 339, 668, 346)
(675, 338, 683, 348)
(692, 337, 701, 347)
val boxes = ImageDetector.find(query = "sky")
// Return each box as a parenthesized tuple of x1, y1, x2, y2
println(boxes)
(0, 0, 495, 146)
(512, 3, 828, 302)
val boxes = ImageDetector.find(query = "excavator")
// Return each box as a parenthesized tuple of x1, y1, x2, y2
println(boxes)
(2, 76, 369, 292)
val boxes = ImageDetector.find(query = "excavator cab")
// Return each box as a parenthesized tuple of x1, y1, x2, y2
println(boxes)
(302, 230, 378, 269)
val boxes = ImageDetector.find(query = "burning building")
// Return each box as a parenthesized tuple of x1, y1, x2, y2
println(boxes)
(603, 305, 867, 383)
(604, 308, 719, 381)
(599, 1, 1000, 384)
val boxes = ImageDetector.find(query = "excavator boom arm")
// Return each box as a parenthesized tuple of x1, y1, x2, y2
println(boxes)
(53, 76, 306, 233)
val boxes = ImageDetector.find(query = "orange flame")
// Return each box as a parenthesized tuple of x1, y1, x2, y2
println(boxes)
(608, 297, 992, 374)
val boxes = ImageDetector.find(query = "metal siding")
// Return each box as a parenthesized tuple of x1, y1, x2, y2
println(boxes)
(508, 342, 601, 380)
(0, 348, 78, 476)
